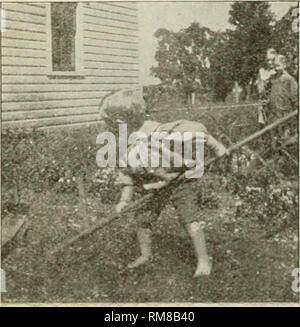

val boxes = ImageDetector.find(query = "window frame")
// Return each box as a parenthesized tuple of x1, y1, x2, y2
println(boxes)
(46, 2, 84, 77)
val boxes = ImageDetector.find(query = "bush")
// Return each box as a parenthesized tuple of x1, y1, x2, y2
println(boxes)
(1, 125, 121, 216)
(230, 166, 298, 236)
(1, 106, 297, 235)
(87, 167, 119, 203)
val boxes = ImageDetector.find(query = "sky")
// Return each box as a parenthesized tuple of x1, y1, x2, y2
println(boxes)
(137, 1, 297, 85)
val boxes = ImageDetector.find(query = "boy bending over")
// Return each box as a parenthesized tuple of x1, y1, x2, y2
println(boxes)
(101, 90, 228, 277)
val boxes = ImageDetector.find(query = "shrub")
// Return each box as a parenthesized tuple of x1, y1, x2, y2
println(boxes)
(87, 167, 119, 203)
(1, 125, 122, 214)
(230, 167, 298, 236)
(1, 106, 297, 236)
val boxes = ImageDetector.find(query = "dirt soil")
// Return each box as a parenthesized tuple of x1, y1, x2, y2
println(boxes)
(2, 181, 298, 304)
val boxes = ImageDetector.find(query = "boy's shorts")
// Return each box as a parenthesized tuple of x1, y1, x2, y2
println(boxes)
(134, 178, 207, 228)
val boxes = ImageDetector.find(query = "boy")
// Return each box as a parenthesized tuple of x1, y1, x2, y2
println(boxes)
(100, 89, 228, 277)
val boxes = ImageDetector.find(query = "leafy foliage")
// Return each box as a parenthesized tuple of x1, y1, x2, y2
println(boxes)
(227, 2, 274, 91)
(272, 6, 299, 79)
(208, 32, 235, 101)
(1, 126, 120, 216)
(88, 167, 119, 203)
(2, 99, 298, 239)
(231, 168, 298, 237)
(2, 103, 298, 304)
(151, 3, 297, 102)
(147, 98, 298, 238)
(151, 23, 214, 102)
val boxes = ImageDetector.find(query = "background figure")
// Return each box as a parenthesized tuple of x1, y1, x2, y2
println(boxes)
(256, 48, 277, 125)
(269, 54, 298, 119)
(257, 48, 276, 95)
(268, 54, 298, 139)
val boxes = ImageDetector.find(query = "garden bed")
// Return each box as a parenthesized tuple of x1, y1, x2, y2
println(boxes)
(1, 102, 298, 303)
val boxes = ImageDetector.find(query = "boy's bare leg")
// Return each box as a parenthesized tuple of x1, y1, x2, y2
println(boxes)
(128, 227, 152, 269)
(186, 221, 212, 277)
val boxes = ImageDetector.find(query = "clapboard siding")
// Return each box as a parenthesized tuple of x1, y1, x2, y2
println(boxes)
(83, 37, 137, 49)
(4, 107, 100, 121)
(83, 39, 138, 51)
(3, 67, 48, 75)
(84, 46, 138, 56)
(5, 20, 46, 33)
(2, 48, 47, 58)
(84, 61, 139, 70)
(84, 21, 138, 34)
(2, 114, 102, 129)
(83, 36, 138, 51)
(3, 98, 106, 112)
(1, 38, 47, 49)
(84, 27, 138, 39)
(83, 12, 138, 31)
(82, 70, 139, 77)
(2, 57, 47, 66)
(3, 75, 140, 85)
(2, 9, 47, 24)
(83, 4, 137, 24)
(102, 2, 138, 13)
(2, 91, 112, 103)
(2, 2, 46, 15)
(4, 59, 138, 70)
(2, 83, 132, 93)
(85, 52, 138, 64)
(2, 2, 140, 129)
(3, 29, 46, 41)
(20, 2, 46, 9)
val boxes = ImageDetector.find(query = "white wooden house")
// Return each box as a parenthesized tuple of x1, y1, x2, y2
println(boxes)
(1, 2, 140, 129)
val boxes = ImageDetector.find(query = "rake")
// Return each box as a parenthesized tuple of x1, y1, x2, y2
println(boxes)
(49, 110, 298, 258)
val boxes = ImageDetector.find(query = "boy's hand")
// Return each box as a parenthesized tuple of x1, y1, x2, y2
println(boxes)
(116, 201, 127, 213)
(218, 147, 230, 158)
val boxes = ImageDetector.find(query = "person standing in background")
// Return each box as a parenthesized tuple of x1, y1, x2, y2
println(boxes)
(256, 48, 277, 125)
(268, 54, 298, 139)
(269, 54, 298, 120)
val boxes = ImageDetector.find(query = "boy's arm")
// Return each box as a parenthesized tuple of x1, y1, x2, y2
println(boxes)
(115, 171, 134, 213)
(143, 134, 229, 190)
(142, 168, 180, 190)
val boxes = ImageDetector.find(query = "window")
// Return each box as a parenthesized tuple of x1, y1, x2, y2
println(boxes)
(47, 2, 83, 76)
(51, 2, 77, 72)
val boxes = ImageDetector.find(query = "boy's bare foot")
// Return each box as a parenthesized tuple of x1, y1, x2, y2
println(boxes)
(127, 255, 151, 269)
(194, 258, 212, 277)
